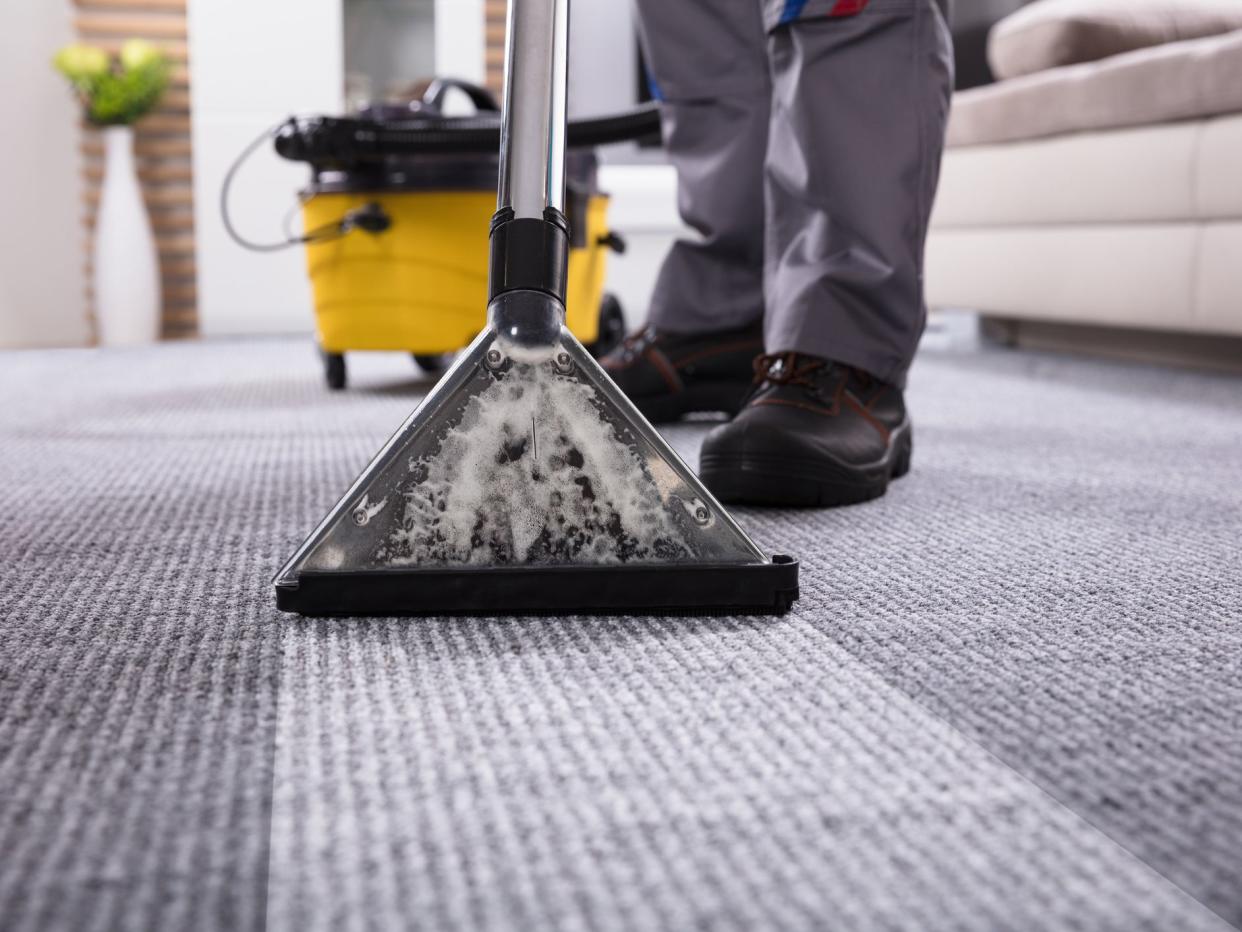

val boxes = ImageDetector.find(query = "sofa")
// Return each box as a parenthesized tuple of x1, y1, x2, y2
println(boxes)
(926, 0, 1242, 368)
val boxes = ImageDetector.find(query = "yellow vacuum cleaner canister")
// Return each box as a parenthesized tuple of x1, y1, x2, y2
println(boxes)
(258, 80, 629, 388)
(302, 189, 612, 358)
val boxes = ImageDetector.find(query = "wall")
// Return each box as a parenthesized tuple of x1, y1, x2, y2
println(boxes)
(188, 0, 343, 336)
(597, 164, 681, 331)
(434, 0, 485, 88)
(0, 0, 89, 348)
(568, 0, 637, 121)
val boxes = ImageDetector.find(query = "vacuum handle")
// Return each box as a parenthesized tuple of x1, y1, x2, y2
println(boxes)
(496, 0, 569, 219)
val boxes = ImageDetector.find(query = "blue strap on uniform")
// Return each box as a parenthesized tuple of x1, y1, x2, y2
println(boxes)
(779, 0, 810, 23)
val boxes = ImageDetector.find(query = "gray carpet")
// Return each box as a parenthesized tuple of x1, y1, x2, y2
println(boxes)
(1, 338, 1239, 931)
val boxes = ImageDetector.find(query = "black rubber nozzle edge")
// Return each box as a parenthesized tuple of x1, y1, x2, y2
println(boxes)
(274, 555, 799, 617)
(488, 207, 570, 304)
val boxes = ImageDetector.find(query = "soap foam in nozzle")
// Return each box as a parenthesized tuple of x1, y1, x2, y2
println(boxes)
(378, 360, 694, 566)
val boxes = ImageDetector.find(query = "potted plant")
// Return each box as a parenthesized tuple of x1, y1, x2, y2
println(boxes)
(54, 40, 170, 345)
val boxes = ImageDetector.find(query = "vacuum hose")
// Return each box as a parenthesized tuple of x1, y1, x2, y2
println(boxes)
(273, 103, 662, 164)
(224, 102, 661, 252)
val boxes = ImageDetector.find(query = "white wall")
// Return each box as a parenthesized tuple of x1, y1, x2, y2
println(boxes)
(597, 164, 681, 330)
(568, 0, 637, 120)
(0, 0, 89, 348)
(434, 0, 485, 88)
(189, 0, 343, 336)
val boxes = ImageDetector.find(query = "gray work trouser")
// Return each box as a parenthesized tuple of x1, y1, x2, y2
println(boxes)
(633, 0, 953, 386)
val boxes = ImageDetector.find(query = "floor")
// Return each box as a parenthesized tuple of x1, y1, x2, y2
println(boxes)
(1, 337, 1239, 931)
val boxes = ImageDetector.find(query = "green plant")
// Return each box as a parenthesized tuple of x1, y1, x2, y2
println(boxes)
(53, 39, 170, 126)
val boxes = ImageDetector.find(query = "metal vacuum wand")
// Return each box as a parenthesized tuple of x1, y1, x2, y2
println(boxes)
(487, 0, 572, 356)
(497, 0, 569, 218)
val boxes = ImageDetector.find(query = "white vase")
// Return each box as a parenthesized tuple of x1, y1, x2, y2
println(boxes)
(93, 125, 161, 346)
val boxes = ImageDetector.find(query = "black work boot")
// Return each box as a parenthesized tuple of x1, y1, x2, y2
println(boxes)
(699, 353, 912, 507)
(599, 321, 764, 423)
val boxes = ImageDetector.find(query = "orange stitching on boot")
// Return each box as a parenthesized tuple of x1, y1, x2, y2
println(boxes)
(844, 392, 891, 442)
(644, 347, 683, 393)
(753, 398, 839, 416)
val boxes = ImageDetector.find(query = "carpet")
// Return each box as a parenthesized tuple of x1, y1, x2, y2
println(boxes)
(1, 338, 1238, 931)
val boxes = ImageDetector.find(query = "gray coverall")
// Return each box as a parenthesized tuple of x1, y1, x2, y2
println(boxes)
(633, 0, 954, 386)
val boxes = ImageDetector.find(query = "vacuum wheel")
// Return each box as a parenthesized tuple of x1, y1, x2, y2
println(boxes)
(322, 350, 346, 390)
(588, 292, 626, 358)
(413, 353, 452, 375)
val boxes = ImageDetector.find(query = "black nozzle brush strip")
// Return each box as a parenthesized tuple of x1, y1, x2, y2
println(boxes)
(274, 0, 799, 617)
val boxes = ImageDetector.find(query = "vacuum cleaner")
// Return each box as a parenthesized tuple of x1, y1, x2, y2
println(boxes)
(226, 80, 662, 389)
(274, 0, 799, 616)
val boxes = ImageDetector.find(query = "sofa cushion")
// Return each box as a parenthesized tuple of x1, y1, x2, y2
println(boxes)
(932, 113, 1242, 228)
(988, 0, 1242, 80)
(925, 225, 1201, 330)
(948, 29, 1242, 147)
(924, 222, 1242, 337)
(933, 123, 1194, 228)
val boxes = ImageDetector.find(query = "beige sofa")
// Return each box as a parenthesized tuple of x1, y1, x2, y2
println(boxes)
(926, 8, 1242, 366)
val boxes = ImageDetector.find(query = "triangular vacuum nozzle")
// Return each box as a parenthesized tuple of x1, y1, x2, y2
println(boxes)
(275, 301, 798, 615)
(274, 0, 797, 615)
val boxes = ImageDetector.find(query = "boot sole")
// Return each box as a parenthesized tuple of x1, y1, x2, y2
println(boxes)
(699, 422, 912, 508)
(629, 380, 752, 424)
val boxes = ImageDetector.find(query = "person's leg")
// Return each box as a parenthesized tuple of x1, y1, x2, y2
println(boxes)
(631, 0, 771, 335)
(762, 0, 953, 387)
(602, 0, 771, 422)
(699, 0, 953, 506)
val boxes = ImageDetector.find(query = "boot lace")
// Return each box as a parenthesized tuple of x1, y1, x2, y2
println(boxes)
(752, 352, 827, 389)
(615, 326, 657, 360)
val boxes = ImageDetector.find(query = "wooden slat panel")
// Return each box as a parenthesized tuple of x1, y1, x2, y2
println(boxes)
(74, 13, 187, 38)
(76, 0, 197, 337)
(157, 232, 196, 256)
(137, 112, 191, 135)
(85, 278, 196, 299)
(85, 186, 191, 209)
(156, 256, 196, 279)
(485, 0, 506, 94)
(161, 283, 197, 304)
(83, 211, 193, 234)
(158, 89, 191, 111)
(83, 162, 193, 185)
(84, 232, 196, 261)
(81, 136, 192, 159)
(85, 256, 197, 280)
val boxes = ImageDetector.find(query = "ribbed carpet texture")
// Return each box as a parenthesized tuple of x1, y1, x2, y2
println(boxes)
(1, 338, 1239, 932)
